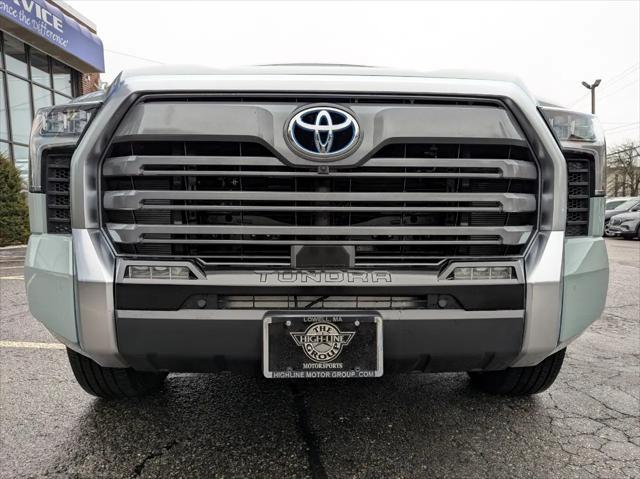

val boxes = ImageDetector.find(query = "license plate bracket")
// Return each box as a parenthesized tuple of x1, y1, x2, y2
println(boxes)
(263, 313, 383, 379)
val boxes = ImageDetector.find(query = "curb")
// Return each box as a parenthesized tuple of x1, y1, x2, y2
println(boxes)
(0, 245, 27, 250)
(0, 245, 27, 258)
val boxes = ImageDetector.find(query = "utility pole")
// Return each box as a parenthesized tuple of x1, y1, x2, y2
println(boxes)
(581, 79, 602, 114)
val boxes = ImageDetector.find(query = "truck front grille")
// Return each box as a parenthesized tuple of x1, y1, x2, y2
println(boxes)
(102, 139, 538, 267)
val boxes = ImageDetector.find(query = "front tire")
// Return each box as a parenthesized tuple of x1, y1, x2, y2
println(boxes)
(67, 348, 167, 399)
(468, 348, 565, 396)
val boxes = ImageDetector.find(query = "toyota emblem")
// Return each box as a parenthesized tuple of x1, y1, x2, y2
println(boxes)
(286, 105, 360, 160)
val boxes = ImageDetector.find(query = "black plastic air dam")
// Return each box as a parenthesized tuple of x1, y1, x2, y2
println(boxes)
(115, 316, 524, 374)
(115, 283, 525, 311)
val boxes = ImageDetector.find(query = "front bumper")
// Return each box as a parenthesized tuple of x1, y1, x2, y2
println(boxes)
(25, 229, 608, 372)
(608, 223, 637, 236)
(117, 310, 524, 373)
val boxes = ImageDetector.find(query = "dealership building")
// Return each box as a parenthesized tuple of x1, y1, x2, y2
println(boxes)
(0, 0, 103, 179)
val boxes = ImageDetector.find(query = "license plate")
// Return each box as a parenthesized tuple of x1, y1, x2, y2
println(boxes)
(263, 313, 383, 379)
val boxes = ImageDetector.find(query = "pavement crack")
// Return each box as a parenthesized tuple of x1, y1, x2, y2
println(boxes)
(604, 303, 639, 309)
(290, 383, 328, 479)
(131, 440, 178, 478)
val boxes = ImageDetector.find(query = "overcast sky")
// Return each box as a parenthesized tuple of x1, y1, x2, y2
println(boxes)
(68, 0, 640, 147)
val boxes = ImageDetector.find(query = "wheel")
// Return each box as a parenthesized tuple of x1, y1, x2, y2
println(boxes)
(67, 348, 167, 399)
(468, 348, 565, 396)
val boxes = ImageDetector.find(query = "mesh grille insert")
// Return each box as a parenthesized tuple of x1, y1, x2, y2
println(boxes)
(45, 149, 74, 234)
(564, 152, 593, 237)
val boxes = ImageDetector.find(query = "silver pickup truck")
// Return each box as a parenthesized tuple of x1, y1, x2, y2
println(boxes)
(25, 65, 609, 399)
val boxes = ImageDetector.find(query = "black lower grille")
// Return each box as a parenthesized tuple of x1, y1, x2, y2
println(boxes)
(45, 149, 73, 234)
(215, 294, 461, 310)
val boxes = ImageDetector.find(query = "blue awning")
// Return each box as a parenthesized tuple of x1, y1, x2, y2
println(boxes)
(0, 0, 104, 72)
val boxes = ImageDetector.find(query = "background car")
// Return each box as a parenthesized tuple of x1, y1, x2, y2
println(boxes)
(604, 197, 640, 236)
(608, 211, 640, 240)
(606, 197, 633, 211)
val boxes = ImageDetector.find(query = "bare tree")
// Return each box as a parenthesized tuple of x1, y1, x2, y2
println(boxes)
(606, 142, 640, 196)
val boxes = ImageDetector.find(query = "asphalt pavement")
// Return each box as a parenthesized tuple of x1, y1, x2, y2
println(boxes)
(1, 239, 638, 479)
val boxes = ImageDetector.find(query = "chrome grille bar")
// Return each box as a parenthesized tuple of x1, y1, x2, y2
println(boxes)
(104, 190, 536, 213)
(103, 155, 537, 180)
(122, 239, 508, 246)
(129, 205, 506, 213)
(107, 223, 533, 245)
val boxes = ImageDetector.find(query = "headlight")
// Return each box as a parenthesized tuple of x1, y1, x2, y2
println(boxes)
(37, 105, 96, 137)
(539, 106, 606, 196)
(539, 107, 603, 142)
(29, 102, 101, 193)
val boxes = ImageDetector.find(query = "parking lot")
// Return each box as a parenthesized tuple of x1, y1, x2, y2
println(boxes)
(0, 238, 638, 479)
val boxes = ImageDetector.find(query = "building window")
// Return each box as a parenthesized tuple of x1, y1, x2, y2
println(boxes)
(30, 49, 51, 87)
(12, 144, 29, 180)
(3, 34, 28, 77)
(33, 85, 53, 111)
(52, 59, 73, 96)
(6, 74, 31, 144)
(0, 31, 80, 180)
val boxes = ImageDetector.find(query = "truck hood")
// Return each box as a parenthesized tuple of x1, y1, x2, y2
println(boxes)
(113, 63, 541, 103)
